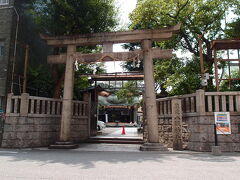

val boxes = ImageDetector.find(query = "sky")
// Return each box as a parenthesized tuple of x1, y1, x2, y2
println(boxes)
(105, 0, 138, 73)
(115, 0, 138, 28)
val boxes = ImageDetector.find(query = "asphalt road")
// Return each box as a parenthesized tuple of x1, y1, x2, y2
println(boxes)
(0, 145, 240, 180)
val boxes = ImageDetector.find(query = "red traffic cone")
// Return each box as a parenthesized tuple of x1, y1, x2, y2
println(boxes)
(121, 126, 126, 135)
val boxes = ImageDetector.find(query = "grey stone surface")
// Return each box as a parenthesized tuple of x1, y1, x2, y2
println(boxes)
(157, 117, 189, 149)
(211, 146, 222, 156)
(140, 143, 168, 151)
(1, 115, 89, 148)
(0, 147, 240, 180)
(157, 113, 240, 152)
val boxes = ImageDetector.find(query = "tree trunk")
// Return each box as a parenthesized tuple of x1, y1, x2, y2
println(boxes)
(53, 73, 65, 99)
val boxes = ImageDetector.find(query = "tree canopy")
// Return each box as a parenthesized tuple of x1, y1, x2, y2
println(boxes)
(26, 0, 118, 98)
(226, 19, 240, 38)
(31, 0, 118, 35)
(127, 0, 240, 95)
(116, 81, 141, 104)
(131, 0, 239, 63)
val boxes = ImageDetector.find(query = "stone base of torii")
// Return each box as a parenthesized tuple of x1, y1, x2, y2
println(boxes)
(41, 24, 180, 151)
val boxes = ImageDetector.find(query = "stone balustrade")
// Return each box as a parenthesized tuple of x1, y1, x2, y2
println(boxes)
(157, 93, 196, 116)
(205, 91, 240, 113)
(157, 90, 240, 116)
(1, 93, 90, 148)
(6, 93, 88, 118)
(155, 90, 240, 152)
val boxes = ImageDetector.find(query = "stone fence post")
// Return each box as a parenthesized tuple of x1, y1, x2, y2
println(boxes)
(83, 92, 91, 137)
(6, 93, 13, 114)
(20, 93, 30, 116)
(83, 93, 89, 102)
(172, 99, 183, 150)
(196, 89, 205, 115)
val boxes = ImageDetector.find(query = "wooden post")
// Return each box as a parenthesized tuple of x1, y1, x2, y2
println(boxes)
(142, 39, 159, 143)
(60, 45, 76, 142)
(198, 35, 205, 78)
(213, 48, 219, 91)
(172, 99, 183, 150)
(20, 93, 29, 116)
(23, 45, 29, 93)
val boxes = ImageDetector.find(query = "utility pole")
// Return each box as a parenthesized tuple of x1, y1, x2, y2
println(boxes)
(23, 45, 29, 93)
(198, 34, 207, 88)
(198, 34, 205, 78)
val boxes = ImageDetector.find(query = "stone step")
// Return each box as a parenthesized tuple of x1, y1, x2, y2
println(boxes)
(89, 137, 143, 141)
(140, 143, 168, 151)
(86, 137, 144, 144)
(49, 142, 79, 149)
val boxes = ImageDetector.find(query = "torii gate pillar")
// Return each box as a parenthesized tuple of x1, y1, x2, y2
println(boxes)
(143, 40, 159, 143)
(140, 40, 167, 151)
(60, 45, 75, 142)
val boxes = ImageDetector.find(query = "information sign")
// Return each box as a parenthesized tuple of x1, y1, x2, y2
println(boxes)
(214, 112, 231, 134)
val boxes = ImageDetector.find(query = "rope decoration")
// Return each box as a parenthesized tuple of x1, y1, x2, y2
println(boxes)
(71, 52, 142, 65)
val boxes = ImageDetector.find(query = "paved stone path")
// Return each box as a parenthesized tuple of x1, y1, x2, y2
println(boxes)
(99, 127, 142, 138)
(0, 144, 239, 180)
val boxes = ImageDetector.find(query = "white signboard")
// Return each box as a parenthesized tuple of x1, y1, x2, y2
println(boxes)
(214, 112, 231, 134)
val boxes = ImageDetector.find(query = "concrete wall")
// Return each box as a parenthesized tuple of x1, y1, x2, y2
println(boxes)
(1, 115, 89, 148)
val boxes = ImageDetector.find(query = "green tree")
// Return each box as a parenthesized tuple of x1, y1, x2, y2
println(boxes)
(220, 70, 240, 91)
(164, 57, 201, 95)
(225, 19, 240, 38)
(130, 0, 238, 63)
(116, 81, 141, 104)
(32, 0, 118, 35)
(27, 65, 54, 96)
(29, 0, 118, 98)
(128, 0, 239, 94)
(225, 4, 240, 38)
(74, 63, 106, 100)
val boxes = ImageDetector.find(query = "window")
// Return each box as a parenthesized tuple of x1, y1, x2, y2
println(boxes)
(0, 0, 9, 5)
(0, 42, 4, 56)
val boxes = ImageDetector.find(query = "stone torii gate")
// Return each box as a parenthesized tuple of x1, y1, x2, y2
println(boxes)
(41, 24, 180, 150)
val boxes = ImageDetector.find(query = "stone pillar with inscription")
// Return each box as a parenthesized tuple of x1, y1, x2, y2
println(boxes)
(172, 99, 183, 150)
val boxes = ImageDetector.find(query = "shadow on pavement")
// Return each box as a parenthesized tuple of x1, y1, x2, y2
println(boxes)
(0, 147, 239, 169)
(176, 153, 240, 163)
(0, 149, 168, 169)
